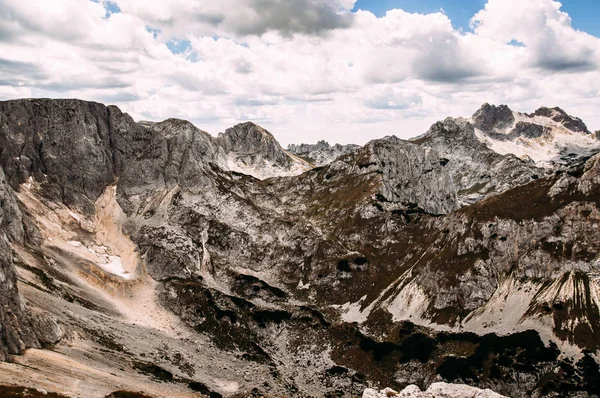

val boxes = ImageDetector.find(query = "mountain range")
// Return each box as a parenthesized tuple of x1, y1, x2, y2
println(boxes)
(0, 98, 599, 397)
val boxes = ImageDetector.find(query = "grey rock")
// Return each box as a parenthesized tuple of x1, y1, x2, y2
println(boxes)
(472, 103, 515, 133)
(0, 168, 62, 360)
(287, 140, 360, 166)
(0, 98, 599, 398)
(218, 122, 290, 167)
(364, 136, 457, 215)
(531, 106, 590, 134)
(216, 122, 311, 177)
(412, 117, 544, 205)
(132, 224, 202, 280)
(0, 99, 116, 214)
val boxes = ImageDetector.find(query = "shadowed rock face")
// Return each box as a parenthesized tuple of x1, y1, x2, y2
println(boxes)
(0, 99, 116, 214)
(0, 99, 599, 398)
(472, 103, 515, 132)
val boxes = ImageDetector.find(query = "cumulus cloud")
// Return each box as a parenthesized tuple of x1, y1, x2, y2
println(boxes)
(471, 0, 600, 71)
(0, 0, 599, 145)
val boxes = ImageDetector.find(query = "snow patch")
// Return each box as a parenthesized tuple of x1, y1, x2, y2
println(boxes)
(386, 281, 430, 323)
(339, 296, 369, 323)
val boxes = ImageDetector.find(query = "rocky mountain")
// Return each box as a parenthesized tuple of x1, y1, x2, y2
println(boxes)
(411, 117, 545, 205)
(471, 104, 600, 169)
(216, 122, 312, 179)
(0, 98, 599, 398)
(287, 140, 360, 166)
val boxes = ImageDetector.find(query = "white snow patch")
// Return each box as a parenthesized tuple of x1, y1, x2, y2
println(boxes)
(100, 255, 132, 279)
(297, 280, 310, 290)
(386, 281, 430, 323)
(339, 295, 369, 323)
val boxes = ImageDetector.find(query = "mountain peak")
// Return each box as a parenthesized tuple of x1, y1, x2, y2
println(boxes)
(222, 121, 276, 141)
(472, 103, 515, 132)
(530, 106, 590, 134)
(217, 122, 312, 178)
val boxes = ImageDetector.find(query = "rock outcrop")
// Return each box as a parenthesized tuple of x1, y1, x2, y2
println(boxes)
(0, 168, 62, 361)
(530, 106, 590, 134)
(470, 103, 600, 169)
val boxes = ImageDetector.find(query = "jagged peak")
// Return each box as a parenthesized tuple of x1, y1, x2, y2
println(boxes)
(287, 140, 332, 151)
(531, 105, 568, 117)
(529, 106, 590, 134)
(472, 103, 515, 132)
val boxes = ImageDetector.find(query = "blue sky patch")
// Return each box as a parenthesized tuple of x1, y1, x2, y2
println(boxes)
(353, 0, 600, 37)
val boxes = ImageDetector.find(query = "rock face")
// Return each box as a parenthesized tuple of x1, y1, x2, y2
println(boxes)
(287, 140, 360, 166)
(412, 103, 600, 206)
(0, 99, 116, 214)
(412, 117, 543, 205)
(0, 168, 62, 361)
(531, 106, 590, 134)
(362, 136, 457, 214)
(0, 98, 599, 398)
(472, 103, 515, 133)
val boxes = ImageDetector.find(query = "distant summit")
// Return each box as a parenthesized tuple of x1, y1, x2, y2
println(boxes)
(287, 140, 360, 166)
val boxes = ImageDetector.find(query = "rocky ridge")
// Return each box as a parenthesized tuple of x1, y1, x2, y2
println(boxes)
(471, 103, 600, 169)
(287, 140, 360, 166)
(0, 98, 598, 397)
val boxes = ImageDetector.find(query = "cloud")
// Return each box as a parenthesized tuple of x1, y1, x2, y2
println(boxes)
(365, 87, 422, 110)
(471, 0, 600, 72)
(0, 0, 599, 146)
(115, 0, 356, 38)
(237, 0, 355, 36)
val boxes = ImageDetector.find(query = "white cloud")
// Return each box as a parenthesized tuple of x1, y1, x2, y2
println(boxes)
(471, 0, 600, 71)
(0, 0, 599, 146)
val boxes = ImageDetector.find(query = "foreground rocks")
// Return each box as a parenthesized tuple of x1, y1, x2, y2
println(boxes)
(363, 383, 508, 398)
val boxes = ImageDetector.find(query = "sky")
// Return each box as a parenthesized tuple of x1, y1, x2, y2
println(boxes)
(0, 0, 600, 145)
